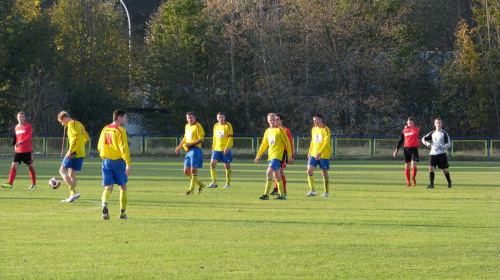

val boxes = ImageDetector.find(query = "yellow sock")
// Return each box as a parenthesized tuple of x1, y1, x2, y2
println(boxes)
(225, 169, 231, 185)
(69, 185, 77, 195)
(308, 175, 315, 191)
(264, 178, 273, 195)
(190, 174, 199, 192)
(120, 190, 127, 212)
(277, 178, 284, 196)
(102, 189, 111, 205)
(324, 177, 330, 193)
(210, 167, 217, 184)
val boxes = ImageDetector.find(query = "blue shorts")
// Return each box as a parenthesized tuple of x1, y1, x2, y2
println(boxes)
(308, 157, 330, 170)
(268, 159, 282, 171)
(102, 158, 128, 186)
(62, 157, 84, 171)
(211, 149, 233, 163)
(185, 147, 203, 168)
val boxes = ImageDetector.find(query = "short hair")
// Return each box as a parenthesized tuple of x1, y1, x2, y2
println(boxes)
(57, 111, 70, 122)
(407, 116, 415, 122)
(186, 111, 196, 117)
(276, 113, 284, 121)
(267, 113, 276, 118)
(434, 118, 442, 123)
(217, 112, 225, 116)
(312, 114, 323, 120)
(17, 111, 25, 116)
(113, 109, 126, 122)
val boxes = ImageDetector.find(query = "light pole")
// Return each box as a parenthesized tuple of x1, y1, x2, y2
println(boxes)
(118, 0, 132, 101)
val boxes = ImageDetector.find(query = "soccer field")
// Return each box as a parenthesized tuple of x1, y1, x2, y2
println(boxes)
(0, 157, 498, 279)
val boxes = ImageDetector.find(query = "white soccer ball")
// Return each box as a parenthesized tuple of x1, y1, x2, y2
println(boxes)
(49, 177, 61, 189)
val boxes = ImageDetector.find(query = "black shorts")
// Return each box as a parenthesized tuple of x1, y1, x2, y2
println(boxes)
(13, 152, 33, 165)
(280, 151, 288, 168)
(403, 147, 419, 163)
(429, 153, 449, 169)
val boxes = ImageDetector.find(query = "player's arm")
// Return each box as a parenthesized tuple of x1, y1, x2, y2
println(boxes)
(280, 128, 293, 164)
(440, 131, 451, 149)
(225, 123, 234, 151)
(119, 128, 131, 173)
(255, 130, 269, 162)
(422, 131, 433, 147)
(175, 137, 186, 154)
(212, 124, 217, 150)
(286, 128, 294, 159)
(83, 126, 90, 144)
(97, 128, 106, 158)
(11, 126, 16, 146)
(66, 122, 78, 158)
(394, 133, 404, 157)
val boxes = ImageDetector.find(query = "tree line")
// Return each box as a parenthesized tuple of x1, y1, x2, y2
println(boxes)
(1, 0, 499, 137)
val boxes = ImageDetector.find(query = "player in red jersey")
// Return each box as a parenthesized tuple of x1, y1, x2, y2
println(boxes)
(1, 111, 37, 189)
(271, 113, 294, 195)
(393, 116, 420, 187)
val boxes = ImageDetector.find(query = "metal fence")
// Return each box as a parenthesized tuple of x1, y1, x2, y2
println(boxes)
(1, 134, 500, 159)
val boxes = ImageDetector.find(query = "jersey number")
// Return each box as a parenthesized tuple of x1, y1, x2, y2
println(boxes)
(105, 133, 113, 145)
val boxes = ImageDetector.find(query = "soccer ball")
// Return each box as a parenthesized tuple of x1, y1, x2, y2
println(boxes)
(49, 177, 61, 189)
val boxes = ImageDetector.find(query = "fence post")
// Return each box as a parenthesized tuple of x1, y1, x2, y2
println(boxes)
(487, 137, 491, 158)
(254, 135, 258, 155)
(370, 136, 374, 158)
(142, 134, 146, 155)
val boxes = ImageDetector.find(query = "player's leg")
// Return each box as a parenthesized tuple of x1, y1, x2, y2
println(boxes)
(2, 157, 20, 188)
(59, 166, 74, 188)
(223, 162, 231, 188)
(442, 167, 452, 188)
(281, 167, 287, 195)
(404, 162, 411, 187)
(411, 148, 419, 186)
(273, 167, 286, 199)
(411, 160, 417, 186)
(188, 167, 199, 193)
(101, 185, 113, 220)
(119, 184, 128, 219)
(321, 168, 330, 197)
(306, 157, 318, 196)
(208, 156, 218, 188)
(101, 159, 116, 219)
(427, 156, 436, 188)
(26, 153, 36, 188)
(439, 154, 452, 188)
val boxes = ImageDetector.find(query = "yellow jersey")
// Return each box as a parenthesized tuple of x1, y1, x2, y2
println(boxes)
(308, 125, 331, 159)
(212, 122, 233, 151)
(98, 124, 131, 166)
(67, 120, 89, 158)
(182, 122, 205, 151)
(256, 127, 291, 161)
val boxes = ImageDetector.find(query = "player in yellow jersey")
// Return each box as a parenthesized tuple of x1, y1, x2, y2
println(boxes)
(98, 110, 131, 220)
(175, 111, 207, 195)
(254, 113, 292, 200)
(207, 112, 233, 189)
(305, 114, 332, 198)
(57, 111, 89, 203)
(270, 113, 294, 195)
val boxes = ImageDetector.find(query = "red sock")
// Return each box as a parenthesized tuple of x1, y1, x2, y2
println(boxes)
(8, 168, 17, 185)
(412, 168, 417, 180)
(28, 167, 36, 185)
(405, 169, 410, 183)
(282, 175, 287, 194)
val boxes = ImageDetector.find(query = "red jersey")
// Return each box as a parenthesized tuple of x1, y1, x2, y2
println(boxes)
(396, 126, 420, 151)
(15, 122, 33, 153)
(281, 126, 294, 156)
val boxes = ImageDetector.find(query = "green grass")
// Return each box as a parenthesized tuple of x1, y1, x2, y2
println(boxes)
(0, 158, 498, 279)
